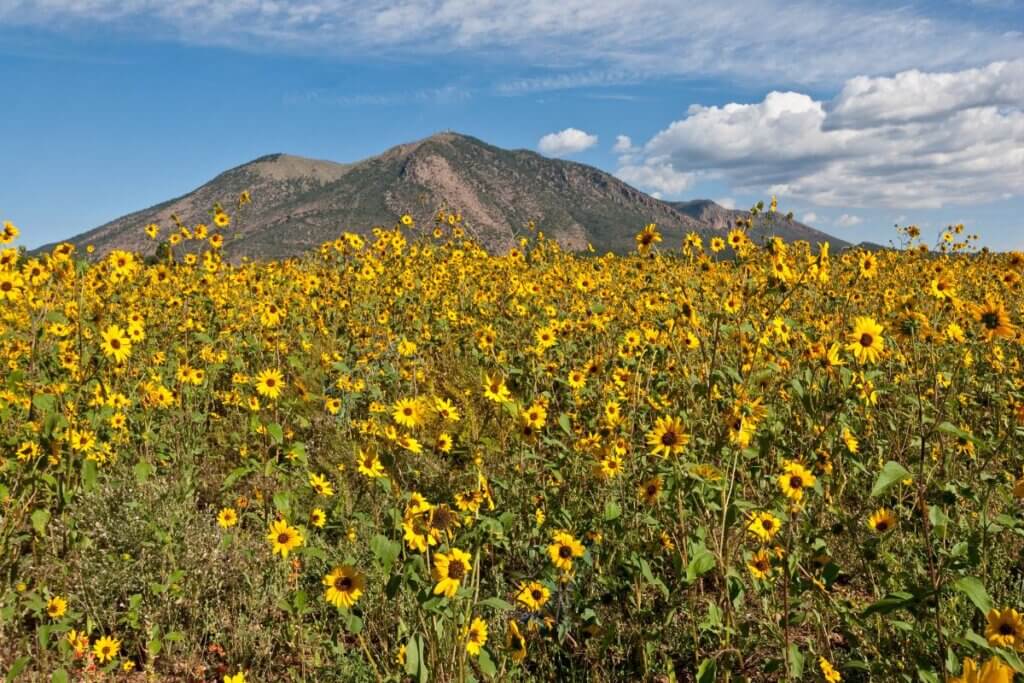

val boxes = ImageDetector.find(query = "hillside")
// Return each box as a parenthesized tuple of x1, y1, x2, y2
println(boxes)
(44, 132, 849, 259)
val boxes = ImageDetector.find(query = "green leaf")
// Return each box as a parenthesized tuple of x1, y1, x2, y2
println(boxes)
(863, 591, 917, 616)
(478, 649, 497, 678)
(787, 644, 804, 679)
(687, 549, 716, 583)
(133, 461, 154, 484)
(871, 461, 911, 497)
(81, 459, 98, 491)
(558, 413, 573, 437)
(696, 658, 717, 683)
(32, 394, 56, 413)
(954, 576, 993, 614)
(51, 670, 69, 683)
(267, 422, 284, 445)
(603, 501, 621, 521)
(370, 534, 401, 573)
(31, 509, 50, 536)
(478, 597, 514, 612)
(6, 656, 30, 682)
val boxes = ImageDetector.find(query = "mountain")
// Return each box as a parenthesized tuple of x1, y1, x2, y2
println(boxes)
(44, 132, 849, 259)
(667, 199, 847, 248)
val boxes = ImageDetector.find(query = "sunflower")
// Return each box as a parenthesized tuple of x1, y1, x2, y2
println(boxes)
(637, 476, 663, 506)
(516, 581, 551, 611)
(46, 596, 68, 619)
(845, 316, 885, 364)
(973, 298, 1015, 340)
(858, 252, 878, 279)
(267, 519, 303, 558)
(432, 547, 472, 598)
(747, 549, 772, 579)
(224, 673, 246, 683)
(646, 415, 690, 458)
(0, 271, 24, 301)
(464, 617, 488, 655)
(778, 461, 816, 502)
(819, 657, 842, 683)
(867, 508, 896, 533)
(357, 448, 386, 478)
(985, 608, 1024, 649)
(309, 508, 326, 528)
(548, 531, 585, 572)
(635, 223, 662, 254)
(100, 325, 132, 363)
(254, 368, 285, 399)
(483, 373, 512, 403)
(323, 565, 365, 609)
(507, 620, 527, 662)
(93, 635, 121, 663)
(309, 472, 335, 497)
(952, 657, 1014, 683)
(392, 397, 424, 428)
(747, 511, 782, 542)
(217, 507, 238, 529)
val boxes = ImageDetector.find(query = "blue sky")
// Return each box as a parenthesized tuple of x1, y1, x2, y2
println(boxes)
(1, 0, 1023, 250)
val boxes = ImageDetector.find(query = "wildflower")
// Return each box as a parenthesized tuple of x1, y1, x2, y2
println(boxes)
(507, 620, 527, 662)
(309, 472, 334, 497)
(309, 508, 326, 528)
(217, 507, 238, 529)
(846, 317, 885, 364)
(747, 550, 772, 579)
(464, 617, 488, 655)
(93, 634, 121, 663)
(100, 325, 132, 363)
(952, 657, 1014, 683)
(267, 519, 303, 558)
(819, 657, 842, 683)
(224, 673, 247, 683)
(778, 461, 816, 502)
(985, 608, 1024, 649)
(323, 566, 365, 608)
(516, 581, 551, 611)
(433, 548, 472, 598)
(548, 531, 585, 572)
(867, 508, 896, 533)
(638, 476, 663, 505)
(748, 511, 782, 542)
(254, 368, 285, 399)
(974, 299, 1015, 340)
(46, 596, 68, 619)
(646, 415, 690, 457)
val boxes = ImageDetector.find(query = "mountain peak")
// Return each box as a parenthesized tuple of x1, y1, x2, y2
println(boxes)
(45, 134, 848, 260)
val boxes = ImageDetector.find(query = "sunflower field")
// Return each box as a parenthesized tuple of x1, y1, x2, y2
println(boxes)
(1, 204, 1024, 682)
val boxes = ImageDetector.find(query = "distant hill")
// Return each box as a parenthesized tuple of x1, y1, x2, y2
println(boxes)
(43, 132, 850, 259)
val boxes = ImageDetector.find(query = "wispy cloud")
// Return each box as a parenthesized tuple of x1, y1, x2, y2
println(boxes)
(3, 1, 1022, 87)
(283, 85, 470, 107)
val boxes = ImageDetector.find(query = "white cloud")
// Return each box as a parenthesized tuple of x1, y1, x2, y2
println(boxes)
(716, 197, 736, 210)
(615, 160, 693, 196)
(618, 61, 1024, 209)
(537, 128, 598, 157)
(802, 212, 818, 223)
(613, 135, 634, 153)
(836, 214, 862, 227)
(2, 2, 1023, 86)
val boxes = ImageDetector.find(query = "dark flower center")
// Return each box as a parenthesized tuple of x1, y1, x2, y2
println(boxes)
(982, 312, 1000, 329)
(447, 561, 466, 580)
(335, 576, 353, 591)
(661, 431, 678, 447)
(859, 333, 873, 347)
(277, 532, 290, 544)
(558, 545, 572, 559)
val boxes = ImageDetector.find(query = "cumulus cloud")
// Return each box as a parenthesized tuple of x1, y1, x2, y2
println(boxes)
(615, 160, 693, 196)
(716, 197, 737, 210)
(2, 1, 1023, 86)
(802, 212, 818, 223)
(613, 135, 634, 153)
(616, 61, 1024, 208)
(537, 128, 598, 157)
(836, 214, 862, 227)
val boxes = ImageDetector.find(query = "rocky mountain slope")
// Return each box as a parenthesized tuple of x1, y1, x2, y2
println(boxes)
(45, 132, 849, 259)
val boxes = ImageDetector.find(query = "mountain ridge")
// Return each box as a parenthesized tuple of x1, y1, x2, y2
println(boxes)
(41, 132, 851, 259)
